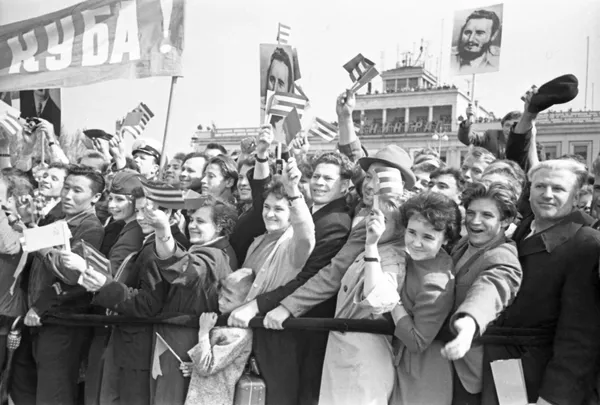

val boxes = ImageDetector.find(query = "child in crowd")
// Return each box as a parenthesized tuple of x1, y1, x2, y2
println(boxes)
(181, 268, 254, 405)
(441, 181, 522, 403)
(392, 192, 462, 405)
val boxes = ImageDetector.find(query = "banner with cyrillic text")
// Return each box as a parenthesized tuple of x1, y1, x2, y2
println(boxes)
(0, 0, 184, 91)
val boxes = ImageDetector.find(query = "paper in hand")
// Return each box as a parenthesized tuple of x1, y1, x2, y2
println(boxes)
(21, 221, 71, 252)
(490, 359, 529, 405)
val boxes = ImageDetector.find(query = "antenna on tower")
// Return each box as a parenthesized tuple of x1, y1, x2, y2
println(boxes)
(396, 44, 400, 68)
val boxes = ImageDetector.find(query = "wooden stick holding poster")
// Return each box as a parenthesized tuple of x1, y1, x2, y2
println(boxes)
(158, 76, 179, 179)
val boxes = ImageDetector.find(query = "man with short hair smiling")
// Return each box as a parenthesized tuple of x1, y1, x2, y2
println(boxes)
(37, 162, 69, 219)
(179, 152, 208, 190)
(428, 167, 466, 204)
(482, 159, 600, 405)
(16, 166, 105, 405)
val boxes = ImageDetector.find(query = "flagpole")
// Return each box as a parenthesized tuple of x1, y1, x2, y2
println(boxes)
(276, 26, 283, 169)
(158, 76, 179, 179)
(471, 73, 476, 118)
(40, 135, 45, 167)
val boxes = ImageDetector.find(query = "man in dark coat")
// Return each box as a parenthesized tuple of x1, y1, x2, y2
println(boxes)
(482, 159, 600, 405)
(20, 89, 61, 137)
(18, 166, 105, 405)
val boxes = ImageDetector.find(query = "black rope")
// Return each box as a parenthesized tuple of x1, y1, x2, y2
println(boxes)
(24, 313, 555, 346)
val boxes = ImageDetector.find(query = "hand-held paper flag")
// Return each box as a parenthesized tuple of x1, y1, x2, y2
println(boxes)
(267, 92, 308, 119)
(80, 240, 111, 275)
(343, 54, 379, 93)
(373, 167, 403, 210)
(70, 240, 110, 287)
(283, 108, 302, 144)
(152, 332, 182, 379)
(141, 181, 185, 210)
(122, 103, 154, 139)
(308, 117, 338, 142)
(277, 23, 291, 44)
(0, 101, 22, 136)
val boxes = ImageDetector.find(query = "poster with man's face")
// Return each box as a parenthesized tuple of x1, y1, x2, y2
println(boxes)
(450, 4, 503, 76)
(259, 44, 296, 124)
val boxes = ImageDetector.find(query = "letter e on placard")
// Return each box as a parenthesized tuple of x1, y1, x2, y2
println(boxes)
(110, 0, 141, 64)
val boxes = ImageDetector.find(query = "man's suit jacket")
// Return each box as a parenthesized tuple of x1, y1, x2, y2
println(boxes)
(457, 122, 506, 159)
(280, 214, 367, 317)
(20, 91, 61, 136)
(481, 211, 600, 405)
(256, 197, 352, 317)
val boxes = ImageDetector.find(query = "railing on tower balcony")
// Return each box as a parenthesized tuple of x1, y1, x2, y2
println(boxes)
(356, 120, 452, 136)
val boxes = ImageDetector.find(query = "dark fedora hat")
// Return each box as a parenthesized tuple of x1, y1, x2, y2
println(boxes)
(527, 74, 579, 114)
(358, 145, 416, 190)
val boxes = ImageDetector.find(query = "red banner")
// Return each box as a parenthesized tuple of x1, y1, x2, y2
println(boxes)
(0, 0, 184, 91)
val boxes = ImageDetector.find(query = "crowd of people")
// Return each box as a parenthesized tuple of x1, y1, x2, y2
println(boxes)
(0, 77, 599, 405)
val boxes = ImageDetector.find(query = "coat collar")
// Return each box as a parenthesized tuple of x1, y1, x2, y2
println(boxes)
(451, 233, 509, 277)
(515, 211, 585, 256)
(65, 207, 97, 227)
(311, 197, 349, 221)
(118, 220, 141, 238)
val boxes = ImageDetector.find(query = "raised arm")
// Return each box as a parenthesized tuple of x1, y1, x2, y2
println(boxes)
(256, 209, 351, 313)
(254, 125, 274, 181)
(506, 86, 539, 172)
(336, 90, 365, 163)
(282, 157, 315, 268)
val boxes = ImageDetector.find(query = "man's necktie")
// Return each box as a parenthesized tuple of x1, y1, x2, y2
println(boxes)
(37, 102, 43, 116)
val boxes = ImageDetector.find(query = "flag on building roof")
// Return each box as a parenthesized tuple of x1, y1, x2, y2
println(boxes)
(308, 117, 338, 142)
(122, 102, 154, 139)
(141, 181, 184, 210)
(0, 100, 22, 136)
(267, 92, 308, 119)
(343, 54, 379, 93)
(277, 23, 291, 44)
(152, 332, 182, 379)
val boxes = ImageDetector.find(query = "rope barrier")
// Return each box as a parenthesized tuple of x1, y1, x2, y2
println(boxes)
(25, 313, 554, 346)
(0, 313, 553, 346)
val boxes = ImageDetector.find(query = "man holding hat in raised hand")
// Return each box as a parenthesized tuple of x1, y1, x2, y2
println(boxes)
(506, 74, 579, 172)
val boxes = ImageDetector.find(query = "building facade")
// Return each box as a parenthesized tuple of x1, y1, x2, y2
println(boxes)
(191, 66, 600, 169)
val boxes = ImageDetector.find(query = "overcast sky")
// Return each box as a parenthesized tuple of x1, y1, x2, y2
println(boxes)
(1, 0, 599, 155)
